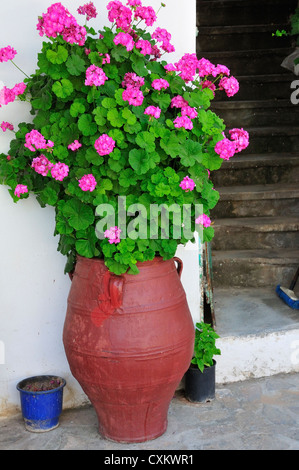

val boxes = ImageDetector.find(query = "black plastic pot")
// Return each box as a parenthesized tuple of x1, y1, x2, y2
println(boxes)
(185, 360, 216, 403)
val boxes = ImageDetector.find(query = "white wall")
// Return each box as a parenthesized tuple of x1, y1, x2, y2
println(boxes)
(0, 0, 198, 417)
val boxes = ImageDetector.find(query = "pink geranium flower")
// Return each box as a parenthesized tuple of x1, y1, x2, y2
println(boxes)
(51, 162, 69, 181)
(94, 134, 116, 156)
(144, 106, 161, 119)
(0, 121, 14, 132)
(78, 174, 97, 192)
(114, 32, 134, 51)
(68, 140, 82, 151)
(0, 46, 17, 63)
(152, 78, 169, 90)
(85, 65, 108, 87)
(104, 226, 121, 244)
(14, 184, 28, 198)
(195, 214, 211, 228)
(180, 176, 196, 192)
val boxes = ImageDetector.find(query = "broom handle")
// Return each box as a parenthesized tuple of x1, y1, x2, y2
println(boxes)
(290, 266, 299, 290)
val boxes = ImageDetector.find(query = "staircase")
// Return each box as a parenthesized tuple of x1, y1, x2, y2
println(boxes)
(197, 0, 299, 290)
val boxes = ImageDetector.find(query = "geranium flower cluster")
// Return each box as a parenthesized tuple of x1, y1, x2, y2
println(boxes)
(166, 54, 239, 98)
(77, 2, 98, 21)
(78, 174, 97, 192)
(104, 226, 122, 244)
(24, 130, 54, 152)
(107, 1, 133, 31)
(37, 2, 87, 46)
(171, 95, 198, 130)
(0, 46, 17, 63)
(85, 64, 108, 87)
(215, 128, 249, 160)
(31, 155, 53, 176)
(122, 72, 144, 106)
(0, 121, 14, 132)
(179, 176, 196, 192)
(94, 134, 116, 156)
(0, 83, 26, 107)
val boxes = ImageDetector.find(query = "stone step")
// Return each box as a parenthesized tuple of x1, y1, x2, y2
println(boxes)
(211, 183, 299, 217)
(240, 126, 299, 153)
(197, 0, 298, 27)
(211, 154, 299, 186)
(197, 24, 292, 53)
(213, 74, 295, 102)
(211, 99, 299, 127)
(212, 216, 299, 250)
(202, 48, 294, 75)
(212, 248, 299, 287)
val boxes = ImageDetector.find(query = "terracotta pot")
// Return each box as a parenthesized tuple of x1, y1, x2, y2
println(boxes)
(63, 256, 194, 443)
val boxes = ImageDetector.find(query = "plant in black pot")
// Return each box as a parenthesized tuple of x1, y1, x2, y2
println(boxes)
(185, 322, 221, 403)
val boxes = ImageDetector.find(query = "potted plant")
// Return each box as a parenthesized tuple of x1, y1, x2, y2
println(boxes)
(185, 322, 221, 403)
(16, 375, 66, 432)
(0, 0, 248, 442)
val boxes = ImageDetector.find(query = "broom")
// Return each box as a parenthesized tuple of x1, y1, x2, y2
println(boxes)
(276, 266, 299, 309)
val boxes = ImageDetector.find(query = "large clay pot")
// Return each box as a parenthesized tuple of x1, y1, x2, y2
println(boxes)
(63, 255, 194, 443)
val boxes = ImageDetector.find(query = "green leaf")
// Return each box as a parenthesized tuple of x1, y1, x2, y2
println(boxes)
(107, 108, 125, 128)
(75, 238, 97, 258)
(52, 79, 74, 99)
(102, 97, 117, 109)
(151, 91, 171, 110)
(66, 54, 86, 76)
(180, 140, 203, 167)
(70, 101, 86, 117)
(135, 131, 155, 153)
(62, 199, 95, 230)
(131, 54, 148, 76)
(31, 91, 52, 111)
(86, 147, 104, 165)
(46, 45, 68, 65)
(92, 106, 107, 126)
(78, 114, 97, 136)
(160, 134, 182, 159)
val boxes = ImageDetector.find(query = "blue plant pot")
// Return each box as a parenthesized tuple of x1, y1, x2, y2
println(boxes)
(16, 375, 66, 432)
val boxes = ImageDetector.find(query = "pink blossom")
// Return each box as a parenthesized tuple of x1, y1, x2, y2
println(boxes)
(197, 58, 216, 77)
(181, 106, 198, 119)
(78, 174, 97, 192)
(11, 82, 26, 96)
(7, 155, 11, 161)
(114, 32, 134, 51)
(134, 5, 157, 26)
(173, 115, 193, 130)
(77, 2, 97, 21)
(180, 176, 196, 192)
(0, 45, 17, 63)
(127, 0, 141, 6)
(51, 162, 69, 181)
(214, 137, 236, 160)
(37, 3, 87, 46)
(122, 87, 144, 106)
(85, 64, 108, 87)
(0, 86, 16, 107)
(219, 76, 239, 97)
(136, 39, 152, 56)
(151, 44, 162, 59)
(201, 80, 216, 96)
(31, 155, 53, 176)
(152, 78, 169, 90)
(68, 140, 82, 151)
(161, 41, 175, 53)
(214, 64, 230, 77)
(144, 106, 161, 119)
(152, 27, 171, 43)
(171, 95, 188, 109)
(195, 214, 211, 228)
(122, 72, 144, 89)
(99, 53, 110, 64)
(94, 134, 116, 156)
(175, 53, 198, 82)
(24, 130, 54, 152)
(85, 48, 91, 55)
(229, 128, 249, 153)
(0, 121, 14, 132)
(104, 226, 121, 244)
(164, 63, 176, 72)
(107, 2, 132, 31)
(14, 184, 28, 198)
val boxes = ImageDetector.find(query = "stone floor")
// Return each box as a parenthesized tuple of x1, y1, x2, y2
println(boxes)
(1, 371, 299, 451)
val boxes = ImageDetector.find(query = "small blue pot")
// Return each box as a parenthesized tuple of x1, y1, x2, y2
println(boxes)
(16, 375, 66, 432)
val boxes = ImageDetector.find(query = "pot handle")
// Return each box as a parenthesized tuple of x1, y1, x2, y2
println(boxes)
(109, 275, 124, 309)
(173, 256, 183, 279)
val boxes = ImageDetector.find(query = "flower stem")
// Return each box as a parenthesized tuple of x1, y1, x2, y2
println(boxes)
(10, 60, 30, 79)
